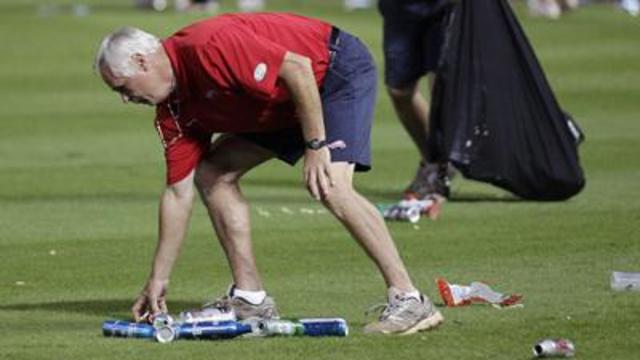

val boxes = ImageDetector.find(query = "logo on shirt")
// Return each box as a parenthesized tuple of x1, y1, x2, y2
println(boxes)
(254, 63, 267, 82)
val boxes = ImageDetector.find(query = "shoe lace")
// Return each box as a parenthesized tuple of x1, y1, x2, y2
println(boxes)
(203, 295, 232, 311)
(365, 297, 417, 321)
(364, 303, 387, 318)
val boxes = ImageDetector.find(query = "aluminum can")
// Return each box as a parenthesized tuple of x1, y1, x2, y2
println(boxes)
(610, 271, 640, 291)
(152, 313, 174, 328)
(155, 320, 253, 343)
(380, 205, 421, 223)
(258, 318, 348, 337)
(102, 320, 155, 339)
(299, 318, 349, 337)
(155, 325, 178, 343)
(533, 338, 575, 358)
(258, 320, 304, 336)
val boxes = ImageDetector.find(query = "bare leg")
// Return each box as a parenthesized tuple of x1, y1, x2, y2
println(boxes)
(322, 162, 416, 292)
(387, 77, 434, 161)
(194, 135, 274, 291)
(388, 76, 452, 199)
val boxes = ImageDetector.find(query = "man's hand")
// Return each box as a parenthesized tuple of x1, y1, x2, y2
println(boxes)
(304, 147, 334, 200)
(131, 278, 169, 322)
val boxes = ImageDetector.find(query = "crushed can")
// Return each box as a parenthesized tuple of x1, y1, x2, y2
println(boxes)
(533, 338, 575, 358)
(378, 204, 422, 223)
(610, 271, 640, 291)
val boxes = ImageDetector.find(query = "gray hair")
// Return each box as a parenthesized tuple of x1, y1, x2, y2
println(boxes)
(95, 27, 161, 77)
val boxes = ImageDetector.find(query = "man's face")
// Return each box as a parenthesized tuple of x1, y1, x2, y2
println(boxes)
(100, 54, 169, 106)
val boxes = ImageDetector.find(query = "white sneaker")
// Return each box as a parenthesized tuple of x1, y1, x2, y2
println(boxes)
(364, 289, 444, 335)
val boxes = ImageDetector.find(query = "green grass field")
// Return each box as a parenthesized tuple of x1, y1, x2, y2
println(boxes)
(1, 1, 639, 359)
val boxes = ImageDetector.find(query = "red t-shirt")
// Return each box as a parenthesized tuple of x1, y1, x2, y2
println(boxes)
(155, 13, 332, 184)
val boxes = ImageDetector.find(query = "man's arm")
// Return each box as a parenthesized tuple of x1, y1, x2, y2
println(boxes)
(278, 51, 334, 200)
(131, 170, 196, 321)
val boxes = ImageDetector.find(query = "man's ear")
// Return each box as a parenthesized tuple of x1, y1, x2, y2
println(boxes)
(131, 53, 149, 72)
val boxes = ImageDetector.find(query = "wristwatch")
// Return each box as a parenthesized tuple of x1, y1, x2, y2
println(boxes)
(305, 138, 327, 150)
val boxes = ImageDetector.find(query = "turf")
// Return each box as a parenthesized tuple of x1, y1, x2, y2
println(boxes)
(0, 1, 639, 359)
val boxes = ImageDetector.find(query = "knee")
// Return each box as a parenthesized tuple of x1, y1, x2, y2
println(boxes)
(321, 183, 356, 220)
(194, 160, 240, 197)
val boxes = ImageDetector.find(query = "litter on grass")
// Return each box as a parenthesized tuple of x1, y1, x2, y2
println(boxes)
(610, 271, 640, 291)
(103, 308, 348, 343)
(378, 196, 443, 223)
(436, 278, 523, 308)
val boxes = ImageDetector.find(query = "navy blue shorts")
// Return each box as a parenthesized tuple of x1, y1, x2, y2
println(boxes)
(379, 0, 453, 88)
(240, 29, 376, 172)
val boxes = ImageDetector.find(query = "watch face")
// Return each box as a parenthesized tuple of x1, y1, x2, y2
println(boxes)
(306, 139, 326, 150)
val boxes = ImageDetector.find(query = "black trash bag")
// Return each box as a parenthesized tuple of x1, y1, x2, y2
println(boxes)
(428, 0, 586, 201)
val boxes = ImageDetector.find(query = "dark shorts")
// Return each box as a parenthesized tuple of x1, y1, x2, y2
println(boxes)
(379, 0, 453, 88)
(240, 28, 376, 172)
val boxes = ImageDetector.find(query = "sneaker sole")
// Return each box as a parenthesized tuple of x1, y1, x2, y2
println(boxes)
(398, 310, 444, 336)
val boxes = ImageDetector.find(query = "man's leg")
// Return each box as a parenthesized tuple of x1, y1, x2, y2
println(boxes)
(387, 77, 451, 201)
(381, 6, 453, 201)
(321, 162, 443, 334)
(387, 78, 433, 162)
(322, 162, 415, 291)
(194, 134, 274, 292)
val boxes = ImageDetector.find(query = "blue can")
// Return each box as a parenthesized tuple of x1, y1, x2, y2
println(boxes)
(175, 321, 253, 340)
(102, 320, 155, 339)
(299, 318, 349, 337)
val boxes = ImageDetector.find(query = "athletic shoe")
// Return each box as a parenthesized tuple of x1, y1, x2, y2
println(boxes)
(363, 291, 444, 335)
(403, 162, 453, 201)
(203, 291, 279, 321)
